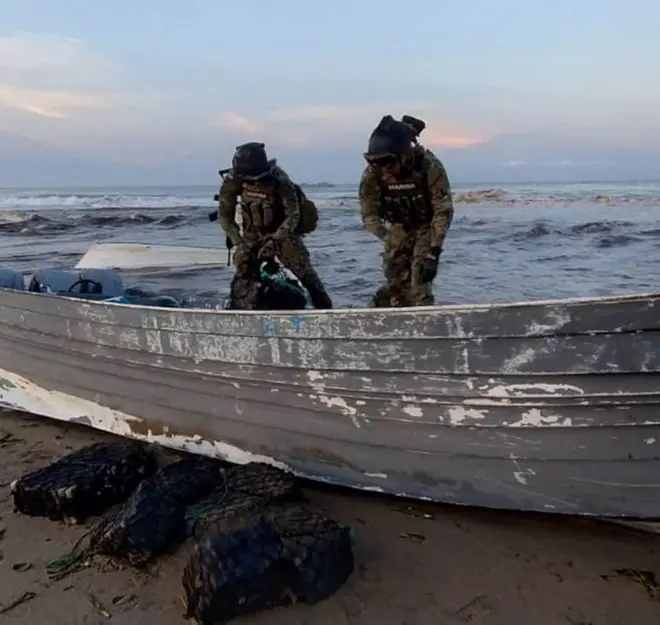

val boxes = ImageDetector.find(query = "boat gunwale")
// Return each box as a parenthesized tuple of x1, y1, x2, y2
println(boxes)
(5, 294, 660, 373)
(1, 285, 659, 318)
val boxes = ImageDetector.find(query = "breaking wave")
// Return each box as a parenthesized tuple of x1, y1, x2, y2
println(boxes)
(0, 210, 197, 235)
(453, 188, 660, 206)
(3, 184, 660, 212)
(0, 192, 206, 210)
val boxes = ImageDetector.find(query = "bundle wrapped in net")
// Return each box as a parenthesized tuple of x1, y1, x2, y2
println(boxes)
(11, 441, 157, 524)
(89, 455, 224, 566)
(181, 502, 354, 623)
(185, 490, 266, 540)
(184, 462, 302, 539)
(268, 503, 354, 604)
(223, 462, 301, 500)
(181, 516, 291, 625)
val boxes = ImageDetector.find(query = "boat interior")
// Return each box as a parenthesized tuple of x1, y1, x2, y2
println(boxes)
(0, 267, 192, 309)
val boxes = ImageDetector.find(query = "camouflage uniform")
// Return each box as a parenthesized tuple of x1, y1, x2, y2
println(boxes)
(359, 147, 454, 307)
(217, 163, 333, 309)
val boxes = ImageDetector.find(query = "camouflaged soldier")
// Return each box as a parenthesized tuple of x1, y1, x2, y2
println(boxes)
(358, 115, 454, 307)
(217, 142, 333, 309)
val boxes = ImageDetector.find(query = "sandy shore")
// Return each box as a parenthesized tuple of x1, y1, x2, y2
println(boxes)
(1, 410, 660, 625)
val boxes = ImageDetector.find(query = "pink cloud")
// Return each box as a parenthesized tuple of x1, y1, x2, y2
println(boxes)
(208, 104, 494, 150)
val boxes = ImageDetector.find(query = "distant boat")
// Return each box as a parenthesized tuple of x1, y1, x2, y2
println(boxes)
(300, 182, 334, 189)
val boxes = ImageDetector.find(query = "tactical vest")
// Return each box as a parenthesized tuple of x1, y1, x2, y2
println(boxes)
(240, 179, 284, 235)
(377, 165, 432, 229)
(239, 177, 318, 237)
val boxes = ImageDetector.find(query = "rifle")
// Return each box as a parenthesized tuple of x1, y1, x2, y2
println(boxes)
(208, 168, 233, 265)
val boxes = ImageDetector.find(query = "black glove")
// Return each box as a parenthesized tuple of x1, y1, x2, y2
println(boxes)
(259, 256, 280, 277)
(419, 246, 441, 283)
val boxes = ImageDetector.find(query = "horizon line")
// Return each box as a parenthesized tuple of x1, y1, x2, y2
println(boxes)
(2, 177, 660, 192)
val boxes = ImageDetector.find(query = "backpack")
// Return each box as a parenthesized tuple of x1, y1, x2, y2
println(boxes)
(293, 184, 318, 236)
(271, 177, 317, 236)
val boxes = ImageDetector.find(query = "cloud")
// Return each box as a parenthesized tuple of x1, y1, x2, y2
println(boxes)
(0, 32, 120, 89)
(0, 32, 129, 130)
(212, 104, 492, 151)
(0, 32, 238, 162)
(0, 85, 127, 120)
(0, 32, 84, 69)
(215, 112, 264, 135)
(2, 32, 657, 184)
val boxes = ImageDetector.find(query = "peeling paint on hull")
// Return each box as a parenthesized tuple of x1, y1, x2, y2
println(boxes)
(1, 286, 660, 518)
(0, 368, 292, 472)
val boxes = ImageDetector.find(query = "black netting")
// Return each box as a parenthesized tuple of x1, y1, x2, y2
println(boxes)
(181, 501, 354, 623)
(184, 462, 303, 539)
(223, 462, 301, 500)
(267, 503, 354, 604)
(11, 441, 157, 523)
(185, 490, 266, 539)
(89, 455, 224, 565)
(181, 517, 291, 624)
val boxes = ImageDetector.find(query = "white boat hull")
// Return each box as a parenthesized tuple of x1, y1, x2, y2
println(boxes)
(75, 243, 231, 270)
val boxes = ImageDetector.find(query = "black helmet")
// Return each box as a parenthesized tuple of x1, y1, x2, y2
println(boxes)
(232, 142, 271, 179)
(364, 115, 416, 165)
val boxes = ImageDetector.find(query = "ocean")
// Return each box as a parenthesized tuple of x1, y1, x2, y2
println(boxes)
(1, 180, 659, 308)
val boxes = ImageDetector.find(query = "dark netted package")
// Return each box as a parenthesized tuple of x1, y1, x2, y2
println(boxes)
(222, 462, 301, 500)
(11, 441, 157, 524)
(268, 504, 355, 604)
(185, 490, 266, 539)
(181, 517, 291, 625)
(183, 462, 303, 539)
(181, 502, 354, 623)
(89, 455, 224, 565)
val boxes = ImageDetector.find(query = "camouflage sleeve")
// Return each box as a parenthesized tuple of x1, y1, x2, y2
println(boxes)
(424, 150, 455, 250)
(273, 172, 300, 240)
(358, 166, 388, 241)
(217, 171, 243, 246)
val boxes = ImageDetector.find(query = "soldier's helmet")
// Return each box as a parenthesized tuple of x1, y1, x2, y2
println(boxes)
(232, 142, 271, 179)
(364, 115, 417, 166)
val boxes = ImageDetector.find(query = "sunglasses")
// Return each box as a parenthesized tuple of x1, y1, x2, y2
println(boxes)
(364, 153, 399, 167)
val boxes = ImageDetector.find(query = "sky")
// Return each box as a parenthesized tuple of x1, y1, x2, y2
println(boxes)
(0, 0, 659, 187)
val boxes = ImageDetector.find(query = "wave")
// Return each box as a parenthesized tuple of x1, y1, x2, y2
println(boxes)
(0, 204, 649, 257)
(0, 193, 210, 210)
(476, 219, 646, 250)
(323, 188, 660, 207)
(453, 188, 660, 206)
(3, 184, 660, 211)
(0, 210, 191, 235)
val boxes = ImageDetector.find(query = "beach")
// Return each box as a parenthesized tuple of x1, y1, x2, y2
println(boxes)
(1, 409, 660, 625)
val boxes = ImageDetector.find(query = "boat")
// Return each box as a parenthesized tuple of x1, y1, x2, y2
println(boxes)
(75, 242, 230, 270)
(0, 260, 659, 519)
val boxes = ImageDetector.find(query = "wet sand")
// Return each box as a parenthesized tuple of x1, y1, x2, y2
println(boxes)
(1, 410, 659, 625)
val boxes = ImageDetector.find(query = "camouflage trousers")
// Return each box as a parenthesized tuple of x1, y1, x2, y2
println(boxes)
(234, 235, 333, 309)
(373, 224, 436, 308)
